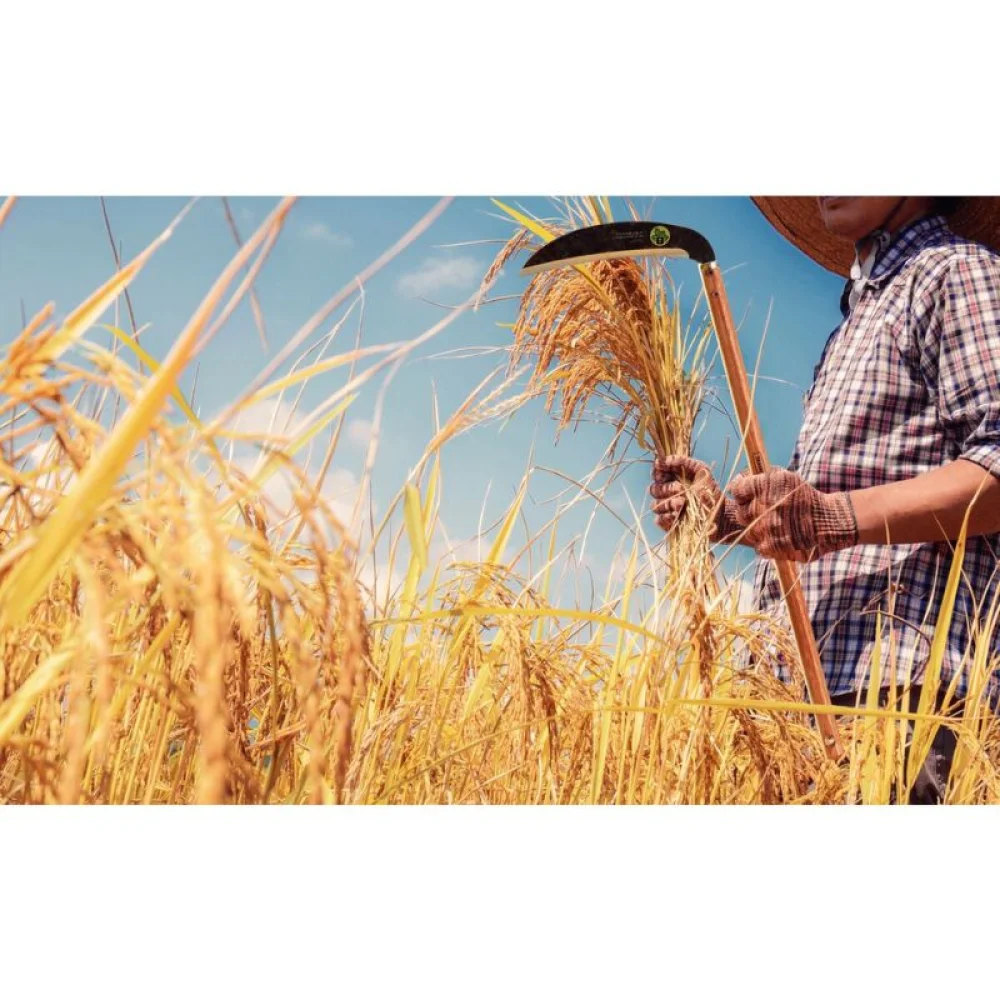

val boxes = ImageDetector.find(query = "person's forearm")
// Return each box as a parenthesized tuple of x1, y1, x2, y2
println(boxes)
(849, 459, 1000, 546)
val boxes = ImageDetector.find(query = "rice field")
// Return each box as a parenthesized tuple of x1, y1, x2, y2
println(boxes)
(2, 194, 999, 805)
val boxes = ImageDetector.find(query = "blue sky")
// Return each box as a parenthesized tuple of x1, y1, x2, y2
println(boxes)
(0, 196, 845, 599)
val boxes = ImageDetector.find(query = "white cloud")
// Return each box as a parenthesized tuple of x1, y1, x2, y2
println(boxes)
(430, 534, 481, 567)
(230, 454, 295, 515)
(300, 221, 353, 249)
(26, 439, 55, 468)
(319, 466, 365, 527)
(356, 558, 405, 611)
(346, 418, 374, 447)
(218, 398, 371, 535)
(228, 453, 370, 546)
(396, 255, 481, 298)
(23, 438, 75, 507)
(230, 399, 303, 440)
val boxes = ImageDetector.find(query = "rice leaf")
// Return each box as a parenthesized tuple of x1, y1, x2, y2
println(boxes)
(0, 646, 76, 743)
(485, 478, 527, 567)
(404, 484, 428, 574)
(491, 199, 557, 243)
(905, 511, 970, 793)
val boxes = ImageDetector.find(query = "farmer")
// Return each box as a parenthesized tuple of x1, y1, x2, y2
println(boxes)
(650, 197, 1000, 803)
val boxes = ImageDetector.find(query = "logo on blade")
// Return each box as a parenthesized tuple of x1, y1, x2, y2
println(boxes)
(649, 226, 671, 248)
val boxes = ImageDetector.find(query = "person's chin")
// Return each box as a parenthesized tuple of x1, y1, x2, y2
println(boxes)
(818, 199, 861, 237)
(821, 216, 863, 240)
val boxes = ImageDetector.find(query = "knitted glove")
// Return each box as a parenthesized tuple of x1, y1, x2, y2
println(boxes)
(650, 456, 742, 543)
(728, 467, 858, 562)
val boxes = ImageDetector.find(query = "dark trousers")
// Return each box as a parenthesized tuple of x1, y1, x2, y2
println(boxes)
(830, 686, 958, 805)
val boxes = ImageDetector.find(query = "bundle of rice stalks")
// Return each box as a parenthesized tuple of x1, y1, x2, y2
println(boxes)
(484, 199, 719, 592)
(493, 200, 708, 454)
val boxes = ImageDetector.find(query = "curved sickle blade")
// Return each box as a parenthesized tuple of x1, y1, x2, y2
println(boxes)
(521, 222, 716, 274)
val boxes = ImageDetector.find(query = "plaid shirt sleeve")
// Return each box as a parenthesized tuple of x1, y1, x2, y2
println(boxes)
(922, 253, 1000, 479)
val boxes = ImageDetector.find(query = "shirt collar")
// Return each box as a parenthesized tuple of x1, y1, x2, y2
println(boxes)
(866, 214, 953, 283)
(839, 214, 954, 317)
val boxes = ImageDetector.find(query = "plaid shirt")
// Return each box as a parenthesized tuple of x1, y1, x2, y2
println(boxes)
(753, 215, 1000, 702)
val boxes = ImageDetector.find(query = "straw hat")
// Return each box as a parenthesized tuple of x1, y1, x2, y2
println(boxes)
(751, 197, 1000, 276)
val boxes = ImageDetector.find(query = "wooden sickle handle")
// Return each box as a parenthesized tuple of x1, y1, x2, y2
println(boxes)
(699, 262, 845, 761)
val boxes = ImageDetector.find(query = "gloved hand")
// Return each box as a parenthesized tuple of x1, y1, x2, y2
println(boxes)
(650, 455, 742, 543)
(728, 467, 858, 562)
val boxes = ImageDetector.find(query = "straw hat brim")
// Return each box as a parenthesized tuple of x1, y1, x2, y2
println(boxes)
(751, 197, 1000, 277)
